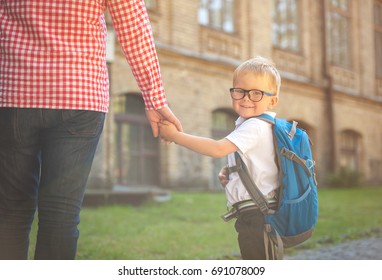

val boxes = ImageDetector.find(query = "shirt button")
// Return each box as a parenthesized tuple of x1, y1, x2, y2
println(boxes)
(153, 97, 157, 101)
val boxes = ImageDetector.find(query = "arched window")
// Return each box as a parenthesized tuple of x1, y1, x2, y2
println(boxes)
(340, 129, 362, 171)
(114, 94, 160, 186)
(210, 109, 237, 189)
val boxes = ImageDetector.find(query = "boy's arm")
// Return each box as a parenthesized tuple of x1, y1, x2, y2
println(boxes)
(159, 121, 238, 158)
(173, 133, 238, 158)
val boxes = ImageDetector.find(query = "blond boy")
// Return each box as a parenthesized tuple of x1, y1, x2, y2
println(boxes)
(159, 56, 281, 259)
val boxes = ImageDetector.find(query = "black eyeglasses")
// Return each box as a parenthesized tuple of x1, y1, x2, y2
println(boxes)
(229, 88, 275, 102)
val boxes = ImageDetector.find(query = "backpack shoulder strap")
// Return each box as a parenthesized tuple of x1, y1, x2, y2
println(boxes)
(256, 113, 275, 124)
(232, 152, 274, 215)
(257, 114, 298, 141)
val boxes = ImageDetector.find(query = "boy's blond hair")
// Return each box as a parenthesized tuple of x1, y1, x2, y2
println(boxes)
(233, 56, 281, 96)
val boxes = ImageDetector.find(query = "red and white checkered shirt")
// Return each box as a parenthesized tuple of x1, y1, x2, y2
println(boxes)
(0, 0, 167, 112)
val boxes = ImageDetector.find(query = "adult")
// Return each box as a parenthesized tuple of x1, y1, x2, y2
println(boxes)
(0, 0, 182, 259)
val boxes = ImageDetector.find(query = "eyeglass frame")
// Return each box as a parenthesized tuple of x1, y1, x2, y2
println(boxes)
(229, 88, 275, 102)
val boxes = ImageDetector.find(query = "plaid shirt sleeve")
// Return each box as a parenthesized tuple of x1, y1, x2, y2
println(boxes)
(0, 0, 167, 112)
(107, 0, 168, 110)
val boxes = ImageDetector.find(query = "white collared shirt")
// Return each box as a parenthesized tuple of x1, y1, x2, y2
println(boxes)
(224, 112, 279, 207)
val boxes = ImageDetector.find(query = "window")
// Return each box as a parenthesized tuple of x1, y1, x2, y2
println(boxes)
(340, 130, 361, 171)
(272, 0, 301, 53)
(199, 0, 235, 33)
(114, 94, 160, 186)
(210, 109, 237, 189)
(212, 109, 237, 134)
(326, 0, 352, 68)
(375, 1, 382, 79)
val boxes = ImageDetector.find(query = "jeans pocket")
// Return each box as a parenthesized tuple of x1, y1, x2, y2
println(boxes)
(61, 110, 105, 137)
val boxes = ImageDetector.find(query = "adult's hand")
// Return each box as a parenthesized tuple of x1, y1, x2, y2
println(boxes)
(146, 106, 183, 137)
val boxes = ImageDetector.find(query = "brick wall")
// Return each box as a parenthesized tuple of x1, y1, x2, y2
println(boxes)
(90, 0, 382, 190)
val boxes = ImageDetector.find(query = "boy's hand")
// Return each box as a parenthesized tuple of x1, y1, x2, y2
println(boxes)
(218, 166, 229, 188)
(159, 120, 178, 143)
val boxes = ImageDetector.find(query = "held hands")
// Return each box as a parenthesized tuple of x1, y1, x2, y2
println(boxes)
(158, 120, 178, 143)
(146, 106, 183, 138)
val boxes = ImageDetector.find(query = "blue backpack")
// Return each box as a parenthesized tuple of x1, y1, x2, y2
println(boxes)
(232, 114, 319, 259)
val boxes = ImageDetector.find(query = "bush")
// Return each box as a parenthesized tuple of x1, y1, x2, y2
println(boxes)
(327, 167, 364, 188)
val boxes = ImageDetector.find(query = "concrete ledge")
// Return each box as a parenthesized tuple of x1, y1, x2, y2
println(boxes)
(83, 185, 171, 207)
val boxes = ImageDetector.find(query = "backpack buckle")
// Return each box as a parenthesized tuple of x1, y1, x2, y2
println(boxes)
(227, 165, 241, 174)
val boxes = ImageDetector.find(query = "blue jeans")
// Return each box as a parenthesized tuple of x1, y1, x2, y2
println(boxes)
(0, 108, 105, 259)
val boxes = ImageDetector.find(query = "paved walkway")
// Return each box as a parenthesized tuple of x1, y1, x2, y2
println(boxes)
(285, 237, 382, 260)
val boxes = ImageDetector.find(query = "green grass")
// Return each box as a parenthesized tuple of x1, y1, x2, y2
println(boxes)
(28, 186, 382, 259)
(308, 187, 382, 244)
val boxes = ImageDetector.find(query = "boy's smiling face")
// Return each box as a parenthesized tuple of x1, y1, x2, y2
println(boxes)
(232, 71, 278, 119)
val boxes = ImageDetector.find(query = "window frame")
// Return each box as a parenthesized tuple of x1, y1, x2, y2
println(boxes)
(272, 0, 302, 54)
(198, 0, 237, 34)
(326, 0, 352, 69)
(114, 93, 160, 186)
(210, 109, 237, 190)
(339, 130, 361, 171)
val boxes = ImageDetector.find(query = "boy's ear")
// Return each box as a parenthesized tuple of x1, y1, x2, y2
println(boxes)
(268, 96, 279, 109)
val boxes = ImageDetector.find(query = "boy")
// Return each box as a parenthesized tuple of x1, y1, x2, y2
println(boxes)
(159, 56, 281, 259)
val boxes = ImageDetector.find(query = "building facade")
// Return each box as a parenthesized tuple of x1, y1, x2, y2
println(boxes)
(88, 0, 382, 192)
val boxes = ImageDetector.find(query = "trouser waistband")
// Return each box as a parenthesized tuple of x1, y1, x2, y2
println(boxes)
(221, 198, 277, 222)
